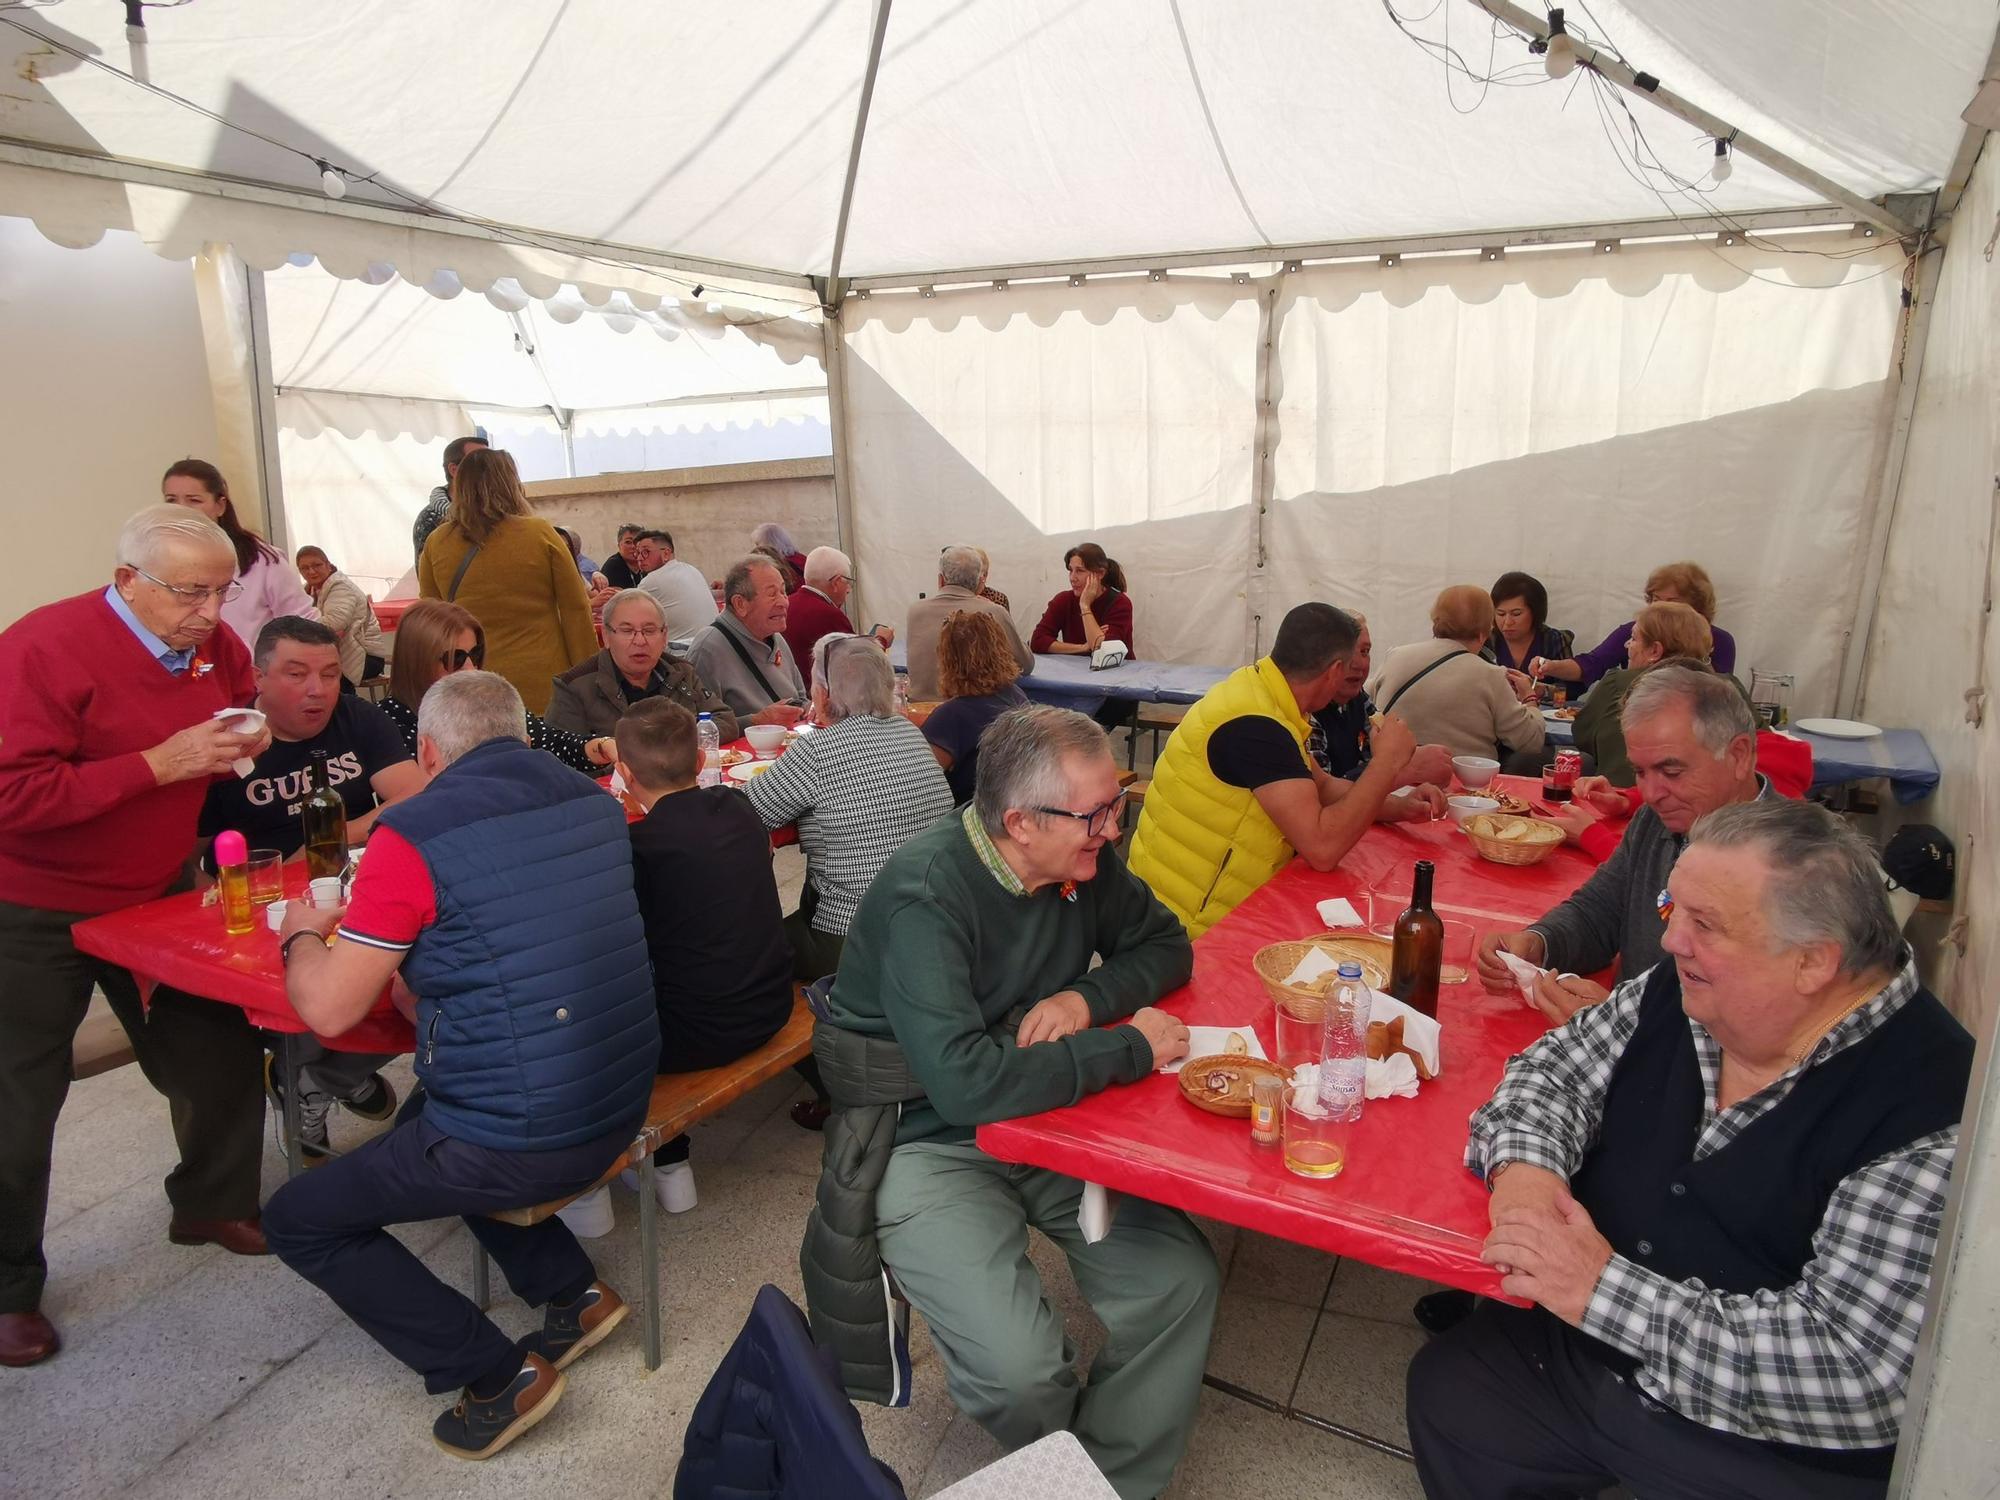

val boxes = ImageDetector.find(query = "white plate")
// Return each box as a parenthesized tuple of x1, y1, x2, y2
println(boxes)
(1794, 717, 1883, 740)
(726, 761, 773, 784)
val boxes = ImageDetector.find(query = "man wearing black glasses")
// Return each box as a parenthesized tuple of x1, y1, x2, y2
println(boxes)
(0, 505, 275, 1368)
(801, 705, 1216, 1500)
(601, 524, 645, 591)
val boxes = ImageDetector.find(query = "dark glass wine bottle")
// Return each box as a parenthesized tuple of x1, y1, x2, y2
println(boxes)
(1387, 859, 1443, 1019)
(301, 749, 348, 880)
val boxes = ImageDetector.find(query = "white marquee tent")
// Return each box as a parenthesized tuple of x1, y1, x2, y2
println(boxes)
(5, 4, 2000, 1485)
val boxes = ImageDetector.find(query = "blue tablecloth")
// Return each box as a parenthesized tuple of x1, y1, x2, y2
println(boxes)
(1540, 712, 1938, 804)
(890, 644, 1229, 713)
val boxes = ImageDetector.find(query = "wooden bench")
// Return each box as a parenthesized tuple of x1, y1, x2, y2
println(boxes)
(472, 991, 817, 1369)
(1128, 704, 1188, 769)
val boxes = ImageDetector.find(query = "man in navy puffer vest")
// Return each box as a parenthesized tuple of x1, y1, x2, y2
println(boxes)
(265, 671, 659, 1460)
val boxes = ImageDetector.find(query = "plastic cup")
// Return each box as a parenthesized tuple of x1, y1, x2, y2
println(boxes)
(247, 849, 284, 906)
(265, 899, 289, 932)
(1440, 919, 1475, 985)
(1283, 1091, 1352, 1179)
(308, 877, 343, 908)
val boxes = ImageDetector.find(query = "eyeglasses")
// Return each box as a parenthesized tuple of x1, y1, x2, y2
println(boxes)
(608, 624, 665, 641)
(127, 565, 244, 605)
(439, 647, 485, 670)
(1033, 789, 1128, 839)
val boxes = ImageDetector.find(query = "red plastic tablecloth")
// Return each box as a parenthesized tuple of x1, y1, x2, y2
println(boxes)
(71, 865, 414, 1053)
(977, 776, 1599, 1297)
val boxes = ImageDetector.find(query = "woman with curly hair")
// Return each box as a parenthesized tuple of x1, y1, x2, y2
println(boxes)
(921, 610, 1032, 803)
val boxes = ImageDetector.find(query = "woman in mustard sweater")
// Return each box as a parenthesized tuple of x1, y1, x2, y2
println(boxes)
(417, 448, 596, 716)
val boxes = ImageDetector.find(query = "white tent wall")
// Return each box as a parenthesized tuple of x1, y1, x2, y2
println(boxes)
(1265, 238, 1906, 710)
(275, 390, 474, 598)
(0, 216, 219, 615)
(838, 278, 1262, 663)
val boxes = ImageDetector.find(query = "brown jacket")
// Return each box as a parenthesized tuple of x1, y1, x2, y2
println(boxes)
(544, 649, 741, 742)
(903, 585, 1032, 699)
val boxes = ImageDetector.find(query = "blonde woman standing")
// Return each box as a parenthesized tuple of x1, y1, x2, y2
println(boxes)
(417, 448, 595, 715)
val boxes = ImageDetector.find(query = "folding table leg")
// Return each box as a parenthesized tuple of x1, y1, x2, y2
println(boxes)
(472, 1242, 490, 1311)
(280, 1033, 302, 1180)
(638, 1155, 661, 1370)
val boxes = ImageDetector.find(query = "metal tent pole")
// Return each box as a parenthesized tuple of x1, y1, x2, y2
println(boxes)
(823, 0, 894, 298)
(243, 266, 289, 551)
(821, 313, 864, 627)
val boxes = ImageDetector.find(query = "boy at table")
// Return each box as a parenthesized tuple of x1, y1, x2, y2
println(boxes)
(197, 615, 426, 1161)
(263, 670, 659, 1459)
(801, 705, 1214, 1500)
(0, 505, 273, 1369)
(553, 698, 796, 1236)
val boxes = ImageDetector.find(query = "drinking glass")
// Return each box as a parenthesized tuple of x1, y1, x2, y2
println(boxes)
(1283, 1091, 1353, 1180)
(1439, 919, 1475, 985)
(1273, 994, 1327, 1073)
(247, 850, 284, 907)
(1367, 872, 1413, 938)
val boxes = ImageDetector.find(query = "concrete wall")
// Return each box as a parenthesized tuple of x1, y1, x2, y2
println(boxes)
(527, 457, 837, 589)
(0, 219, 220, 622)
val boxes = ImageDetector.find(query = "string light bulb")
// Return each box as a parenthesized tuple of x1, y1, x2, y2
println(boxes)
(316, 161, 347, 199)
(1544, 9, 1578, 79)
(1711, 139, 1733, 183)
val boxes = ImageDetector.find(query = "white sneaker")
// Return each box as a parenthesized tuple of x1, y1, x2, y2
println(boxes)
(555, 1184, 614, 1239)
(618, 1160, 698, 1214)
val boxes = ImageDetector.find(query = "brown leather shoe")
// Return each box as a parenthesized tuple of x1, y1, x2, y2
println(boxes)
(0, 1310, 59, 1367)
(168, 1215, 270, 1256)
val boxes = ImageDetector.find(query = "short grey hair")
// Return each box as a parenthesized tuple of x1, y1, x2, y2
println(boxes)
(938, 546, 984, 590)
(602, 588, 665, 631)
(750, 521, 798, 556)
(817, 634, 894, 720)
(1689, 799, 1903, 978)
(803, 545, 850, 588)
(117, 504, 233, 573)
(973, 706, 1112, 836)
(723, 555, 781, 607)
(1622, 663, 1755, 758)
(417, 669, 529, 764)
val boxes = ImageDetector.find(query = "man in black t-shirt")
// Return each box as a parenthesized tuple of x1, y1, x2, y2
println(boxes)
(199, 618, 426, 1159)
(1307, 612, 1455, 786)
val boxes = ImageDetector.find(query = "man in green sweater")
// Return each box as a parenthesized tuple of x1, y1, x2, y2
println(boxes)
(820, 706, 1216, 1500)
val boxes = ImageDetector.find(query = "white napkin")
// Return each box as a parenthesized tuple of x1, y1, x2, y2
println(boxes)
(1496, 949, 1581, 1010)
(1282, 947, 1342, 988)
(1316, 897, 1363, 928)
(1089, 641, 1129, 670)
(1366, 1053, 1421, 1099)
(607, 767, 628, 797)
(1158, 1026, 1268, 1074)
(1078, 1182, 1117, 1244)
(1369, 988, 1442, 1076)
(212, 708, 264, 778)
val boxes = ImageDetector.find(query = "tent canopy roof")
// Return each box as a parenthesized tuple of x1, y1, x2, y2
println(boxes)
(1, 0, 1991, 292)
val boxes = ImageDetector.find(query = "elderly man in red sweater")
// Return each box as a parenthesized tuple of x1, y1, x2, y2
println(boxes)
(782, 546, 893, 689)
(0, 505, 275, 1368)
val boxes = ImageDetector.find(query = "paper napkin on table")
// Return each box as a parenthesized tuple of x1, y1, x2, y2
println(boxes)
(1158, 1026, 1269, 1074)
(1369, 989, 1442, 1076)
(1316, 897, 1363, 928)
(1282, 946, 1343, 988)
(1366, 1054, 1421, 1099)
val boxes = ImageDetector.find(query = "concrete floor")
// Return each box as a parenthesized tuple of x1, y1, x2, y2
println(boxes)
(6, 837, 1437, 1500)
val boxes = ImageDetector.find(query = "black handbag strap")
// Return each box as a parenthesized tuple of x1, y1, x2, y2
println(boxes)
(715, 618, 789, 703)
(445, 543, 482, 602)
(1380, 648, 1471, 715)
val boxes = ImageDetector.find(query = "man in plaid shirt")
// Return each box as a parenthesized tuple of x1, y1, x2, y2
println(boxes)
(1407, 799, 1973, 1499)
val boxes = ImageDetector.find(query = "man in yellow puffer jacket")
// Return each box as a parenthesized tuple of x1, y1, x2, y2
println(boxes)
(1128, 604, 1446, 937)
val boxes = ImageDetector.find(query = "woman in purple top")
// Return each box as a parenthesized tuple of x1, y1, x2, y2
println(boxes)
(921, 611, 1030, 804)
(1531, 560, 1735, 689)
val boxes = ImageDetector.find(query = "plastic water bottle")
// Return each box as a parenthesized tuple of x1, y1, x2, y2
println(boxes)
(1317, 961, 1369, 1123)
(893, 674, 911, 714)
(696, 713, 721, 787)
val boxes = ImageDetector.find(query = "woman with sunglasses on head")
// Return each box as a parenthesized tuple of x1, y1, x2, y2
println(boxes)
(161, 459, 318, 650)
(380, 600, 614, 774)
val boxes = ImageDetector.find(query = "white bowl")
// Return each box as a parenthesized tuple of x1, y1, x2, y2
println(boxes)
(1452, 755, 1500, 789)
(743, 724, 790, 757)
(1447, 795, 1500, 826)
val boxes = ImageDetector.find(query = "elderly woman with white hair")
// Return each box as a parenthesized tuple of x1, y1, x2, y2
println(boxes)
(749, 521, 806, 593)
(746, 633, 954, 979)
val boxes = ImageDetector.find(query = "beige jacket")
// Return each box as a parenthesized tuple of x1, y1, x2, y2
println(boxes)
(313, 570, 385, 685)
(1367, 639, 1546, 762)
(903, 585, 1033, 699)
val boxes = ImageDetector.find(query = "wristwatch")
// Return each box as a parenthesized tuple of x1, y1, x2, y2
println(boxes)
(280, 930, 323, 966)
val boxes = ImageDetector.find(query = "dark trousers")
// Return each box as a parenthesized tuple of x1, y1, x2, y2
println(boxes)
(1406, 1302, 1887, 1500)
(650, 1005, 791, 1165)
(784, 886, 839, 1107)
(263, 1094, 635, 1393)
(0, 900, 265, 1314)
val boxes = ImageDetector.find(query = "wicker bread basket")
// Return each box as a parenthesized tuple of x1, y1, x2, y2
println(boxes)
(1252, 935, 1391, 1020)
(1462, 812, 1566, 867)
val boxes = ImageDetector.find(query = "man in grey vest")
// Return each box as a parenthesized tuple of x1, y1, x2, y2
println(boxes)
(1410, 799, 1973, 1498)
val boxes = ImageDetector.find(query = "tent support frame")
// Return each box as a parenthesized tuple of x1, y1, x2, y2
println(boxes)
(822, 314, 864, 624)
(1465, 0, 1918, 241)
(823, 0, 893, 299)
(840, 205, 1862, 293)
(242, 265, 289, 551)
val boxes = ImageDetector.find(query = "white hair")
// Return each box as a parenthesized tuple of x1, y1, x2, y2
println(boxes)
(418, 670, 528, 763)
(803, 545, 850, 588)
(938, 546, 983, 590)
(817, 634, 895, 721)
(750, 521, 798, 557)
(602, 588, 665, 631)
(117, 504, 233, 573)
(974, 706, 1112, 835)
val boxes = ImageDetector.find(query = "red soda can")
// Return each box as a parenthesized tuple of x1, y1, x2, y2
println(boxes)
(1554, 748, 1582, 789)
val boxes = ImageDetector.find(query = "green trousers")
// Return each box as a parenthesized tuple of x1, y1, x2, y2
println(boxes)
(876, 1140, 1219, 1500)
